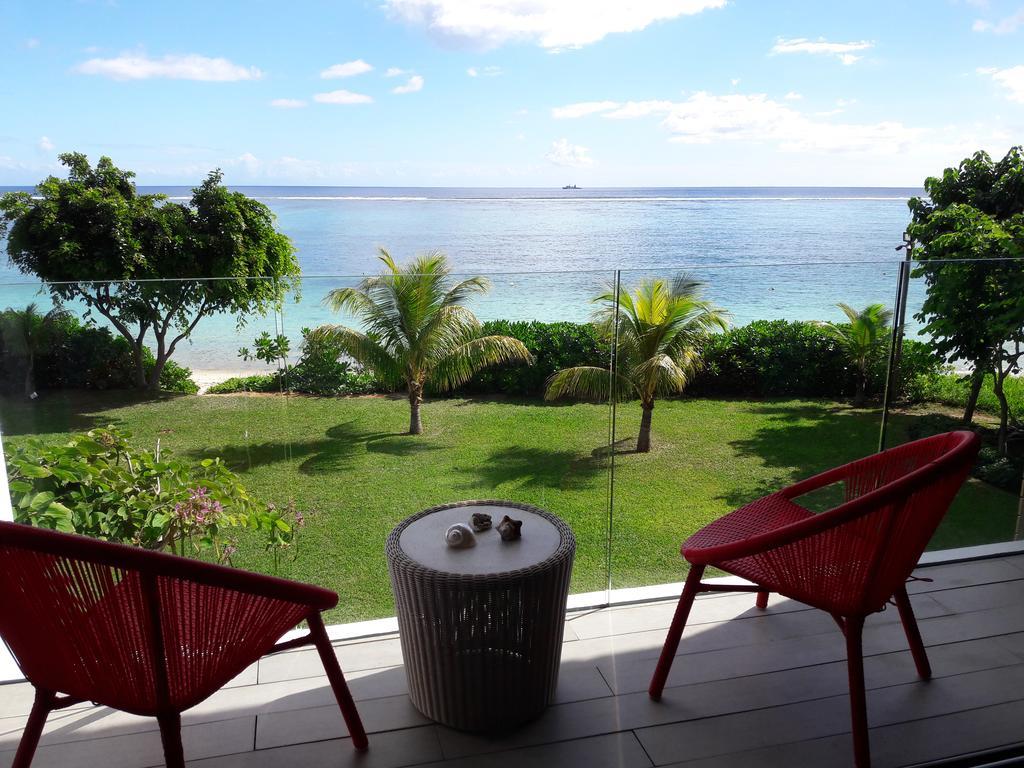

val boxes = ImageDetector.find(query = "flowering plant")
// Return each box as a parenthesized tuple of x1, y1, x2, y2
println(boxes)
(6, 427, 303, 565)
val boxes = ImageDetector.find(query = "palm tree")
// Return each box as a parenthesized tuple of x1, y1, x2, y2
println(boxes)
(545, 276, 728, 453)
(818, 302, 893, 407)
(313, 249, 533, 434)
(0, 303, 69, 397)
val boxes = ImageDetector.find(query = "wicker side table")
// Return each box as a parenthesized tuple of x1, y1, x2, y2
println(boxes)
(386, 500, 576, 732)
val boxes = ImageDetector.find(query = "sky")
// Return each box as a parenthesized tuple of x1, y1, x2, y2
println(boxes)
(1, 0, 1022, 187)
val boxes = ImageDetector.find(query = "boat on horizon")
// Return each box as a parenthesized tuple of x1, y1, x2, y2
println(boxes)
(562, 184, 579, 190)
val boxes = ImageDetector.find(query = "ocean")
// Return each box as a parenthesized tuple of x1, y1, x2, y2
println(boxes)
(0, 187, 923, 374)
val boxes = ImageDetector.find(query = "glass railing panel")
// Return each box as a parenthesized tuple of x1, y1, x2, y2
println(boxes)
(893, 257, 1024, 550)
(180, 270, 616, 623)
(0, 276, 289, 560)
(607, 261, 900, 591)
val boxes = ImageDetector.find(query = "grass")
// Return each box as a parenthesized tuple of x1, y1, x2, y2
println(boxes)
(1, 391, 1018, 623)
(920, 372, 1024, 422)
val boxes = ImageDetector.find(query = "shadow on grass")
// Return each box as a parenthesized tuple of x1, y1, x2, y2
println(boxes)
(187, 420, 436, 476)
(457, 444, 607, 492)
(0, 390, 188, 437)
(718, 401, 883, 508)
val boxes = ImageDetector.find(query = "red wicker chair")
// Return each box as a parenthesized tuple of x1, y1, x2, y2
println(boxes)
(648, 430, 981, 768)
(0, 521, 368, 767)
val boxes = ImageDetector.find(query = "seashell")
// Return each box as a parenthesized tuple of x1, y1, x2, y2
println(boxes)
(445, 523, 477, 548)
(470, 512, 492, 532)
(496, 515, 523, 541)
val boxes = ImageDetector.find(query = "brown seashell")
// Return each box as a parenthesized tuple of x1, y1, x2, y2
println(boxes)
(496, 515, 523, 541)
(445, 523, 477, 548)
(470, 512, 492, 532)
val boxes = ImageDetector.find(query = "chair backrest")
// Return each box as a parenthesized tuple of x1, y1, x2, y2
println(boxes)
(817, 430, 981, 613)
(0, 523, 325, 715)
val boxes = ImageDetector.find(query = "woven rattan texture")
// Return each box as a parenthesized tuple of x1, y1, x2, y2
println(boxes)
(386, 500, 576, 732)
(682, 431, 979, 616)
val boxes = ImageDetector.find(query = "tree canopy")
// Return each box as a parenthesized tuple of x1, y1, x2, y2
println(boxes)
(0, 153, 300, 389)
(907, 146, 1024, 450)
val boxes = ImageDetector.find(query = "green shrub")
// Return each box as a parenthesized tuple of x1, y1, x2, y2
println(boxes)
(458, 320, 609, 397)
(688, 321, 941, 401)
(206, 374, 281, 394)
(5, 427, 302, 563)
(0, 312, 199, 393)
(917, 371, 1024, 422)
(209, 328, 380, 396)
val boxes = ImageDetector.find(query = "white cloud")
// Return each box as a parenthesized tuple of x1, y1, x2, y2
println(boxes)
(25, 38, 40, 49)
(383, 0, 727, 50)
(978, 65, 1024, 102)
(770, 37, 873, 65)
(467, 65, 502, 77)
(37, 136, 54, 151)
(784, 91, 802, 100)
(551, 100, 621, 119)
(321, 59, 373, 78)
(270, 98, 307, 109)
(554, 91, 921, 155)
(730, 78, 740, 86)
(313, 89, 374, 104)
(392, 74, 424, 93)
(545, 138, 593, 167)
(75, 53, 262, 81)
(385, 67, 408, 77)
(973, 8, 1024, 33)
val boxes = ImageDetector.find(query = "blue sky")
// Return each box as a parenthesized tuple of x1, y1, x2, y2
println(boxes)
(1, 0, 1022, 186)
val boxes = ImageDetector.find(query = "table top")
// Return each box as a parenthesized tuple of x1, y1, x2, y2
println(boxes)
(397, 502, 565, 576)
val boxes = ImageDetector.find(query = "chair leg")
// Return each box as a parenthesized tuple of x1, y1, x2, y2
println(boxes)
(309, 612, 369, 751)
(156, 713, 185, 768)
(844, 616, 871, 768)
(649, 564, 705, 701)
(755, 590, 769, 610)
(12, 688, 55, 768)
(894, 587, 931, 680)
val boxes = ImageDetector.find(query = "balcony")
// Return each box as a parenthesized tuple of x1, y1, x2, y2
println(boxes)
(2, 549, 1022, 768)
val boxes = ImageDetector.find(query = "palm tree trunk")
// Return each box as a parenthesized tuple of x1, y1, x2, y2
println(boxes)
(853, 376, 867, 408)
(637, 401, 654, 453)
(408, 383, 423, 435)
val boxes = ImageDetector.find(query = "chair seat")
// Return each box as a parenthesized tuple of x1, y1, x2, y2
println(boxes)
(682, 494, 874, 615)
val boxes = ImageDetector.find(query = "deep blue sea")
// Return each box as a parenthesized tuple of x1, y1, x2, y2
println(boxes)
(0, 187, 924, 372)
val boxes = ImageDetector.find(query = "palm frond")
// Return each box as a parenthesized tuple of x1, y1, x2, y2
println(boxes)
(544, 366, 635, 402)
(308, 324, 403, 386)
(428, 334, 532, 392)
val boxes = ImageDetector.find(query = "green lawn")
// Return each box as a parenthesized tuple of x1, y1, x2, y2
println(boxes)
(1, 392, 1017, 623)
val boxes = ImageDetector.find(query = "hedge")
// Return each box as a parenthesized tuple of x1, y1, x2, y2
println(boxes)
(0, 313, 197, 394)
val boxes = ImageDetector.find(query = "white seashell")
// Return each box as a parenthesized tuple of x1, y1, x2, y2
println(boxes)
(445, 523, 477, 548)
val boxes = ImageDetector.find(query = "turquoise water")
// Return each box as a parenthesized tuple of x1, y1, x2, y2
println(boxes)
(0, 187, 920, 372)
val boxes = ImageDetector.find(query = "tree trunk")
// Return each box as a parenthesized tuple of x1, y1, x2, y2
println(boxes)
(993, 367, 1010, 457)
(408, 383, 423, 435)
(132, 342, 148, 389)
(853, 374, 867, 408)
(637, 401, 654, 453)
(147, 353, 168, 392)
(963, 368, 985, 425)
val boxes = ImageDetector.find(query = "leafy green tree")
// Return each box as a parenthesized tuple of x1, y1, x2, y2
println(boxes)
(0, 153, 300, 390)
(0, 303, 69, 398)
(313, 249, 533, 434)
(818, 302, 893, 407)
(907, 147, 1024, 452)
(545, 276, 728, 453)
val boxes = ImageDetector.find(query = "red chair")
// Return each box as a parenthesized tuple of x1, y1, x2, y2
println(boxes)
(0, 521, 368, 767)
(648, 431, 981, 768)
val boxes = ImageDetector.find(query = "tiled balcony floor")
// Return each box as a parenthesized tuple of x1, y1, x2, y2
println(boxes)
(2, 555, 1024, 768)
